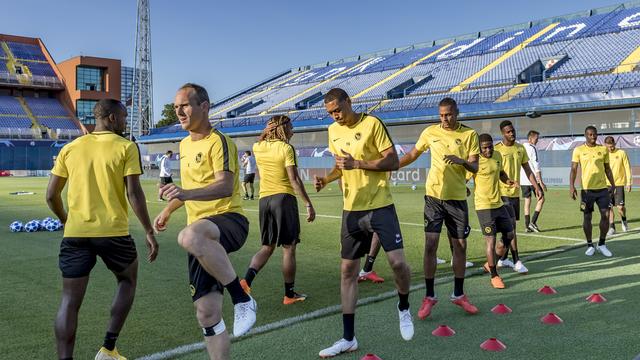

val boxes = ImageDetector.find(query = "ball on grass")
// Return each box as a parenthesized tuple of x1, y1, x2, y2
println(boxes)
(24, 221, 39, 233)
(9, 221, 23, 232)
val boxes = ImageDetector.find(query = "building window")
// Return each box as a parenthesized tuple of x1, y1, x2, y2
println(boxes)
(76, 99, 98, 124)
(76, 66, 104, 91)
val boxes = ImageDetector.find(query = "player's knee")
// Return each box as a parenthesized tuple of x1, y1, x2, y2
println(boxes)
(196, 306, 221, 328)
(341, 262, 359, 280)
(425, 240, 438, 255)
(178, 228, 206, 255)
(389, 258, 408, 273)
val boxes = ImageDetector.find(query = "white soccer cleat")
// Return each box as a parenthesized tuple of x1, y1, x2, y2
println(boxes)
(596, 245, 613, 257)
(233, 296, 257, 337)
(607, 228, 615, 236)
(437, 258, 446, 264)
(449, 259, 474, 268)
(513, 260, 528, 274)
(398, 306, 414, 341)
(621, 220, 629, 232)
(319, 338, 358, 358)
(585, 246, 596, 256)
(497, 259, 514, 268)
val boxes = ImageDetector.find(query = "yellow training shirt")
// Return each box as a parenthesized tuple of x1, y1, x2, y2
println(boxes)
(180, 129, 244, 224)
(607, 149, 631, 186)
(415, 123, 480, 201)
(328, 113, 394, 211)
(253, 140, 297, 197)
(495, 142, 529, 198)
(51, 131, 142, 237)
(571, 144, 610, 190)
(469, 152, 504, 210)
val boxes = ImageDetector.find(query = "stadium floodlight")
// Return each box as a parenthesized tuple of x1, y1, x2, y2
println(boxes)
(525, 111, 541, 118)
(131, 0, 154, 140)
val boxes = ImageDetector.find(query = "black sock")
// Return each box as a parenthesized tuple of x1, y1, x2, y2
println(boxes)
(532, 211, 540, 224)
(425, 278, 435, 298)
(363, 255, 376, 273)
(587, 240, 594, 247)
(60, 358, 73, 360)
(453, 277, 464, 297)
(103, 331, 118, 351)
(622, 216, 627, 222)
(511, 249, 519, 263)
(285, 282, 295, 298)
(598, 238, 606, 246)
(489, 265, 498, 278)
(398, 292, 410, 311)
(610, 223, 616, 230)
(500, 248, 509, 261)
(342, 313, 355, 341)
(244, 268, 258, 286)
(525, 215, 531, 227)
(225, 277, 251, 305)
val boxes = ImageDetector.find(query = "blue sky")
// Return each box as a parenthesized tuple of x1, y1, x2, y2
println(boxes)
(0, 0, 627, 123)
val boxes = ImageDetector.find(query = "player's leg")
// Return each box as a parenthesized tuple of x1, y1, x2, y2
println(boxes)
(55, 276, 90, 359)
(523, 186, 532, 231)
(158, 179, 164, 201)
(195, 290, 230, 360)
(619, 204, 628, 231)
(242, 245, 275, 292)
(498, 197, 514, 268)
(608, 189, 616, 235)
(248, 177, 255, 200)
(242, 181, 249, 199)
(596, 192, 613, 257)
(581, 190, 596, 255)
(242, 196, 275, 293)
(530, 186, 545, 232)
(282, 244, 307, 304)
(358, 233, 384, 283)
(420, 196, 443, 319)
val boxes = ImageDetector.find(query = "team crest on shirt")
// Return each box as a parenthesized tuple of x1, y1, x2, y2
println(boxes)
(189, 284, 196, 296)
(354, 132, 362, 140)
(580, 202, 586, 211)
(455, 139, 462, 145)
(195, 152, 203, 163)
(597, 152, 602, 156)
(484, 226, 492, 234)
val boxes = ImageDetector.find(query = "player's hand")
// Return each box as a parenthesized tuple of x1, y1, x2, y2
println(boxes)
(314, 175, 326, 192)
(145, 232, 159, 262)
(466, 187, 471, 197)
(535, 187, 543, 199)
(570, 186, 577, 200)
(443, 155, 465, 165)
(335, 150, 358, 170)
(540, 182, 548, 192)
(626, 184, 632, 193)
(160, 183, 187, 201)
(305, 204, 316, 222)
(610, 185, 616, 197)
(153, 210, 171, 232)
(506, 179, 517, 188)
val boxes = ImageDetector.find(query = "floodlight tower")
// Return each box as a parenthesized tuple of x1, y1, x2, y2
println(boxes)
(131, 0, 153, 139)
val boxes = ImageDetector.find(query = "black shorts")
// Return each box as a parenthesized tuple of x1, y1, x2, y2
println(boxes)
(160, 176, 173, 185)
(501, 196, 520, 221)
(610, 186, 625, 206)
(59, 236, 137, 278)
(189, 213, 249, 302)
(341, 204, 403, 260)
(424, 195, 470, 239)
(581, 189, 611, 213)
(521, 184, 544, 199)
(259, 193, 300, 246)
(476, 206, 514, 237)
(243, 173, 256, 183)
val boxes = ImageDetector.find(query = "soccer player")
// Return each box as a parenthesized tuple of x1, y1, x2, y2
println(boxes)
(315, 88, 414, 357)
(154, 84, 256, 360)
(240, 115, 316, 304)
(399, 97, 480, 320)
(520, 130, 547, 232)
(495, 120, 542, 274)
(468, 134, 516, 289)
(604, 136, 632, 234)
(158, 150, 173, 201)
(570, 126, 617, 257)
(241, 150, 256, 200)
(46, 99, 159, 360)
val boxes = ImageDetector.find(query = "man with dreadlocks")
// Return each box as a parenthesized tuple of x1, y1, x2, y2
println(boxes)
(240, 115, 316, 305)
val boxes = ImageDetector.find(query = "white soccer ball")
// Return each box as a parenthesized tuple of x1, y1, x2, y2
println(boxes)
(24, 221, 39, 232)
(392, 181, 398, 186)
(9, 221, 23, 232)
(45, 221, 58, 232)
(411, 184, 417, 191)
(42, 217, 53, 225)
(54, 220, 63, 231)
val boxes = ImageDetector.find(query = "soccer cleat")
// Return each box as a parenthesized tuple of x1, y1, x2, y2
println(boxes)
(283, 292, 307, 305)
(240, 279, 251, 295)
(497, 259, 514, 268)
(622, 220, 629, 232)
(513, 260, 528, 274)
(242, 195, 249, 200)
(318, 338, 358, 358)
(528, 223, 541, 232)
(450, 294, 479, 315)
(417, 296, 438, 320)
(233, 296, 257, 337)
(95, 347, 126, 360)
(398, 305, 414, 341)
(450, 259, 474, 268)
(585, 246, 596, 256)
(436, 257, 446, 264)
(607, 228, 615, 236)
(490, 276, 506, 289)
(525, 227, 533, 233)
(596, 245, 613, 257)
(358, 270, 384, 283)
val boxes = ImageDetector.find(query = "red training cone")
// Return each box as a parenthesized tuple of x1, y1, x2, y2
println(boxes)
(480, 338, 507, 351)
(541, 312, 564, 324)
(360, 354, 382, 360)
(538, 285, 557, 294)
(586, 293, 607, 303)
(432, 325, 456, 337)
(491, 304, 512, 314)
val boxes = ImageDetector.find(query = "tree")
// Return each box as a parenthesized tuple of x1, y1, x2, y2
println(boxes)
(155, 103, 178, 127)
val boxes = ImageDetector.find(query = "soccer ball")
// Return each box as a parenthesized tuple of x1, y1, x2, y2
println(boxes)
(45, 221, 58, 232)
(42, 217, 53, 224)
(9, 221, 23, 232)
(392, 181, 398, 186)
(33, 220, 44, 230)
(24, 220, 39, 232)
(54, 220, 63, 231)
(411, 184, 417, 191)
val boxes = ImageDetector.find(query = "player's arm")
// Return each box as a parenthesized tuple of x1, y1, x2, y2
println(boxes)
(314, 165, 342, 192)
(154, 198, 184, 233)
(126, 175, 158, 262)
(569, 162, 579, 200)
(399, 147, 423, 168)
(335, 146, 399, 172)
(163, 171, 234, 201)
(624, 153, 632, 192)
(499, 170, 517, 187)
(444, 153, 479, 173)
(287, 166, 315, 222)
(522, 162, 542, 198)
(45, 175, 68, 224)
(604, 163, 616, 192)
